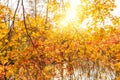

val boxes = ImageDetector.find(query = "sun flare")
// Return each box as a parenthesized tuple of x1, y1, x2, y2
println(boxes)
(60, 0, 80, 26)
(65, 9, 76, 21)
(66, 0, 80, 21)
(66, 0, 80, 20)
(70, 0, 80, 9)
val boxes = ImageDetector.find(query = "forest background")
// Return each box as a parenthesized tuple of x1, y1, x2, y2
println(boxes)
(0, 0, 120, 80)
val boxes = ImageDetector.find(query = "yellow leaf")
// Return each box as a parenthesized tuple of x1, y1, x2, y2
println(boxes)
(5, 39, 8, 42)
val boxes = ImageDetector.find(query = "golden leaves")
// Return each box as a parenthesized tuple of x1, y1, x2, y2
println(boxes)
(114, 63, 120, 71)
(0, 0, 120, 79)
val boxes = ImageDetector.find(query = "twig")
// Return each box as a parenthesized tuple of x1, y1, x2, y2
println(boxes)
(21, 0, 37, 49)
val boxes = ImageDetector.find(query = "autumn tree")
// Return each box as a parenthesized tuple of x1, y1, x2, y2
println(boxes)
(0, 0, 120, 80)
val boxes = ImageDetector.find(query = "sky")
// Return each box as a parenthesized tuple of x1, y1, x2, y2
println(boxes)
(0, 0, 120, 17)
(111, 0, 120, 17)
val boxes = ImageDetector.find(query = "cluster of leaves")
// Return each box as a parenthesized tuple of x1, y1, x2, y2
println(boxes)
(0, 0, 120, 80)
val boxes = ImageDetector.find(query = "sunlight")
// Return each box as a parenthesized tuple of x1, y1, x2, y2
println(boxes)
(60, 0, 80, 26)
(65, 9, 76, 21)
(66, 0, 80, 21)
(70, 0, 80, 9)
(59, 0, 88, 29)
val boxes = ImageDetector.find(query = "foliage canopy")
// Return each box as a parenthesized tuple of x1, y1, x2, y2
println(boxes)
(0, 0, 120, 80)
